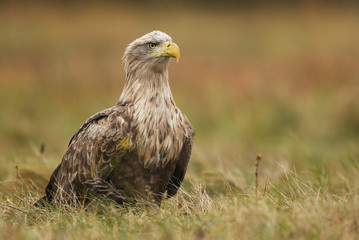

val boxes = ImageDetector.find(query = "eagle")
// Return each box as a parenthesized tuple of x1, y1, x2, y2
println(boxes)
(38, 31, 195, 206)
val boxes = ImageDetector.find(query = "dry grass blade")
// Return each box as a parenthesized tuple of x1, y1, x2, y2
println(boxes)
(255, 153, 262, 201)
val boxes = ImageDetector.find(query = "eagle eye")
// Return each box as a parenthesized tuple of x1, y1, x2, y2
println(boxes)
(148, 43, 157, 49)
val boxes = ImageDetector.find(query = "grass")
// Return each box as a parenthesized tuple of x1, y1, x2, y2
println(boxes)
(1, 3, 359, 239)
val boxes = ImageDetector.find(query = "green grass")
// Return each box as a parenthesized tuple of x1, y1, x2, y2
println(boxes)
(1, 3, 359, 239)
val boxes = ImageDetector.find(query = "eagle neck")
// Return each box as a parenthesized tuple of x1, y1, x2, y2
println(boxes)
(118, 65, 185, 169)
(119, 68, 174, 106)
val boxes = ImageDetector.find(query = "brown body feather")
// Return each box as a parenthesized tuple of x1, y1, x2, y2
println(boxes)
(40, 31, 194, 206)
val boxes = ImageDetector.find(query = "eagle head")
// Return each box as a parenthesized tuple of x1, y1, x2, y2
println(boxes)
(123, 31, 180, 74)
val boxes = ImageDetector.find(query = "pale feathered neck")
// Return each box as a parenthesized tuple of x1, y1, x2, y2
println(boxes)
(118, 59, 185, 169)
(119, 61, 174, 105)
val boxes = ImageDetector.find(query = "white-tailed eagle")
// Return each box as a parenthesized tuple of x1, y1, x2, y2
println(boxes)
(38, 31, 195, 206)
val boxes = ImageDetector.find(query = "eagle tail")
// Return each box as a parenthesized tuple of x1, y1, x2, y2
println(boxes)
(34, 163, 61, 207)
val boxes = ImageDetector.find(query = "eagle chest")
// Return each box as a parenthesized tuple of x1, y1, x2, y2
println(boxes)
(108, 108, 182, 202)
(131, 103, 185, 169)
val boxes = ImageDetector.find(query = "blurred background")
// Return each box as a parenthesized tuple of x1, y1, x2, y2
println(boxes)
(0, 1, 358, 191)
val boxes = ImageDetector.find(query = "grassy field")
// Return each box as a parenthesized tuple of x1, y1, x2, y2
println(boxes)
(1, 3, 359, 239)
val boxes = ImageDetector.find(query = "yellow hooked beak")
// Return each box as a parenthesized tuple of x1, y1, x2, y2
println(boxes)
(152, 41, 180, 63)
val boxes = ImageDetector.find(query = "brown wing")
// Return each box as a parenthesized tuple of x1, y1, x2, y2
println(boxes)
(166, 125, 195, 198)
(44, 105, 132, 203)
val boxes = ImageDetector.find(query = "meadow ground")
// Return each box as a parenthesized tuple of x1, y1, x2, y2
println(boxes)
(0, 3, 359, 239)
